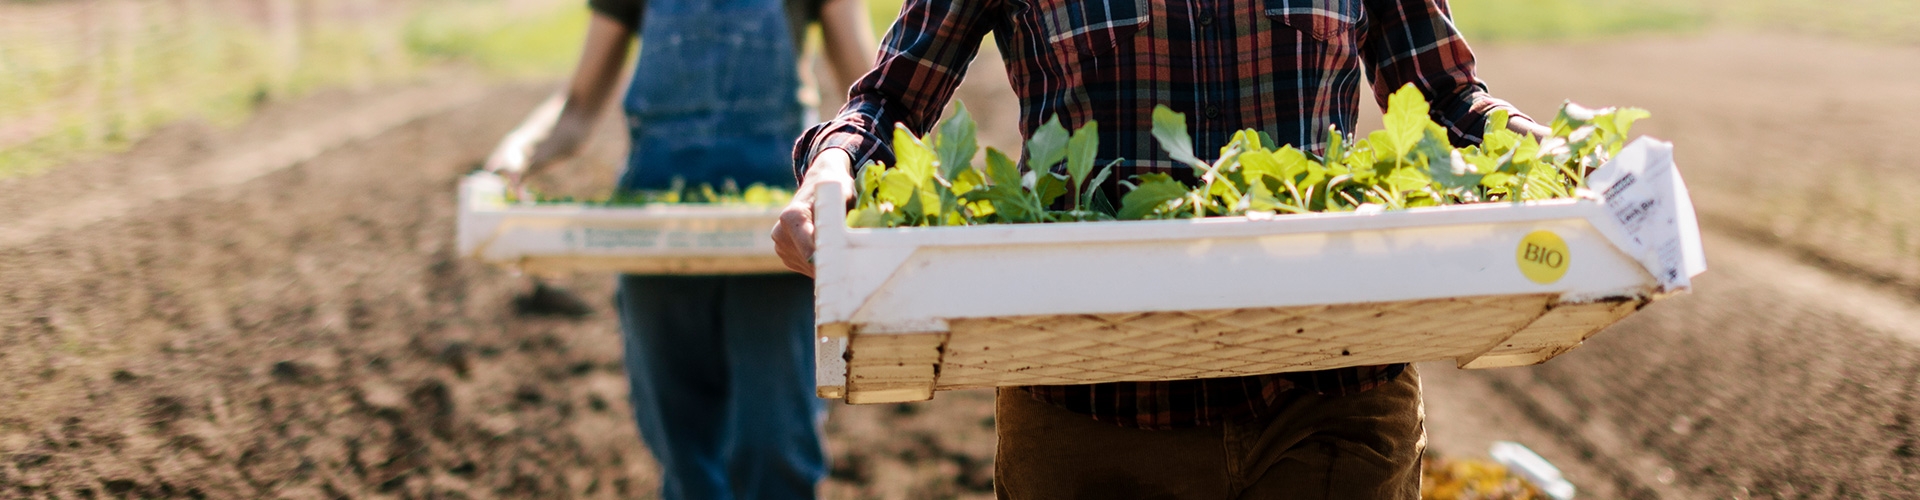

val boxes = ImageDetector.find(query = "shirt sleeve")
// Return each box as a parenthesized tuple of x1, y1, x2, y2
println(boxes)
(587, 0, 644, 31)
(1359, 0, 1529, 147)
(792, 0, 999, 182)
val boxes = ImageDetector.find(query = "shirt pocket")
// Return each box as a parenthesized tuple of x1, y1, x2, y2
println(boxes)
(1263, 0, 1363, 43)
(1032, 0, 1151, 56)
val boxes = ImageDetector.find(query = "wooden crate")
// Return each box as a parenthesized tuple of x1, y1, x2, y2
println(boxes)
(813, 138, 1705, 404)
(456, 173, 788, 275)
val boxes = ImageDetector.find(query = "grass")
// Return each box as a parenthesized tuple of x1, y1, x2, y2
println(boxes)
(1452, 0, 1920, 44)
(0, 1, 589, 179)
(1700, 0, 1920, 44)
(405, 4, 591, 78)
(870, 0, 906, 34)
(1449, 0, 1707, 42)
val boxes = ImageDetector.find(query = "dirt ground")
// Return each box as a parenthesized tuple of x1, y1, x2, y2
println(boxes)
(5, 31, 1920, 499)
(1, 84, 661, 498)
(1442, 33, 1920, 499)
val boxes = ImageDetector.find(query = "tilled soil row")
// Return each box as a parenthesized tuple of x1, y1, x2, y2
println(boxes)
(0, 86, 664, 499)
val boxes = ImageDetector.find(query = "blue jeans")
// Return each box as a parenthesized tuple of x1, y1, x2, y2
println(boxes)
(615, 274, 826, 500)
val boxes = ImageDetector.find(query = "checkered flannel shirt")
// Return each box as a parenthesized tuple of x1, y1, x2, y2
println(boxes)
(795, 0, 1523, 430)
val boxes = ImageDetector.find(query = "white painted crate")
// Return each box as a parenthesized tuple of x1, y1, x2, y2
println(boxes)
(814, 138, 1706, 404)
(456, 173, 788, 275)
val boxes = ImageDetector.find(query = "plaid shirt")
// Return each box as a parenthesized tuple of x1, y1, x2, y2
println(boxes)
(796, 0, 1521, 429)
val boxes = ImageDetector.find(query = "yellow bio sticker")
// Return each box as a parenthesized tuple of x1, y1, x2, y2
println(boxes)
(1516, 230, 1570, 284)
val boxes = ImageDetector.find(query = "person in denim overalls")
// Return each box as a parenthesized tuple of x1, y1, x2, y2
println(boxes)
(484, 1, 875, 498)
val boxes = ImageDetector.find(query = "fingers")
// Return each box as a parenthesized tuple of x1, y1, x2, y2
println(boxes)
(794, 216, 817, 278)
(778, 149, 854, 277)
(1506, 114, 1553, 140)
(484, 139, 532, 175)
(773, 205, 818, 277)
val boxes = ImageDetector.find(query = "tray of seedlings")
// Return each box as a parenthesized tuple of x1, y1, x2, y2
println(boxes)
(458, 174, 792, 275)
(813, 87, 1705, 403)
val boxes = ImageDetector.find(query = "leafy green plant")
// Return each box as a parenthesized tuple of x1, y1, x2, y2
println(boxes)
(849, 85, 1648, 228)
(846, 103, 1122, 227)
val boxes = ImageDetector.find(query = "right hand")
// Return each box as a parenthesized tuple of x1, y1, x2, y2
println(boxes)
(482, 132, 537, 181)
(772, 149, 856, 277)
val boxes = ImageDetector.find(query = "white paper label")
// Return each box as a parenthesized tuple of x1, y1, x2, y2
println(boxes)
(1583, 138, 1707, 293)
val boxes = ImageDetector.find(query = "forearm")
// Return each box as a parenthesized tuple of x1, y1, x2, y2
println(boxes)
(1363, 0, 1529, 146)
(793, 0, 997, 181)
(793, 99, 892, 183)
(798, 148, 854, 198)
(536, 13, 635, 159)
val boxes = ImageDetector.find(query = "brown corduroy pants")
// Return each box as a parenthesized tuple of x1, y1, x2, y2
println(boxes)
(993, 366, 1425, 500)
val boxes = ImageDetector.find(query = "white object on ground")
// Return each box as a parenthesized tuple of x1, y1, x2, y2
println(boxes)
(1491, 440, 1577, 500)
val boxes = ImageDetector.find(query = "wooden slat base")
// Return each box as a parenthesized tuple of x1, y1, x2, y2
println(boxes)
(827, 294, 1647, 403)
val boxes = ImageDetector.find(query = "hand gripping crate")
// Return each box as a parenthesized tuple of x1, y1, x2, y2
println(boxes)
(456, 173, 788, 275)
(813, 138, 1707, 404)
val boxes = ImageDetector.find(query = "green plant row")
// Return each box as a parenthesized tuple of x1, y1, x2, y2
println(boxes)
(847, 84, 1648, 228)
(508, 177, 792, 207)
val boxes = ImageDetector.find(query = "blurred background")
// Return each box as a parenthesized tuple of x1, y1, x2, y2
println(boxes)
(3, 0, 1919, 498)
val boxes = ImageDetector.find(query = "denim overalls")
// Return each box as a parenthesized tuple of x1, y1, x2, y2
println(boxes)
(613, 0, 825, 498)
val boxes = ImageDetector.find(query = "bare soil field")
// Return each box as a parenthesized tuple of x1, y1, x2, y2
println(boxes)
(4, 32, 1920, 499)
(1446, 33, 1920, 499)
(0, 84, 661, 498)
(1478, 34, 1920, 295)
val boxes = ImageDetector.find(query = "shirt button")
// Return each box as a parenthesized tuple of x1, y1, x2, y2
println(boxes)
(1205, 106, 1220, 119)
(1199, 15, 1213, 27)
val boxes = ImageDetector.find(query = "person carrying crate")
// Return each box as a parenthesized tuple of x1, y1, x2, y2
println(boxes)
(773, 0, 1553, 497)
(484, 0, 875, 498)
